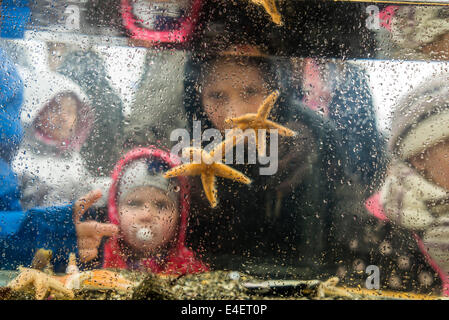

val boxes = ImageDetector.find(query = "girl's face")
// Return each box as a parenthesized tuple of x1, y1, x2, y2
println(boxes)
(410, 139, 449, 191)
(38, 95, 78, 142)
(201, 60, 270, 132)
(118, 186, 179, 255)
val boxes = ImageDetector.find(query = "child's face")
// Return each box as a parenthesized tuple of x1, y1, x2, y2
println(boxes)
(422, 33, 449, 60)
(38, 96, 78, 142)
(118, 185, 179, 255)
(409, 139, 449, 191)
(201, 60, 270, 132)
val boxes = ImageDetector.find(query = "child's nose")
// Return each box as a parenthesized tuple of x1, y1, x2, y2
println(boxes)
(139, 215, 152, 224)
(226, 98, 245, 119)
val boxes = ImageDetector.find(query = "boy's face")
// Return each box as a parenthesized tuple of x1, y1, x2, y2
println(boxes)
(38, 95, 78, 142)
(409, 139, 449, 191)
(118, 185, 179, 255)
(201, 60, 270, 132)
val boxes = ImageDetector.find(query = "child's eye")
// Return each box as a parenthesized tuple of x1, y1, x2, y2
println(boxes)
(242, 86, 260, 100)
(127, 199, 143, 207)
(208, 91, 226, 101)
(154, 200, 169, 210)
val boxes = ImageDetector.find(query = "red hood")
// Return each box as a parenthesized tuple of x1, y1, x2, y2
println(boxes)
(104, 146, 208, 275)
(121, 0, 202, 45)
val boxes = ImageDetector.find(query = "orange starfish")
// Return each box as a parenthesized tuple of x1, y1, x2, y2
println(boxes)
(224, 90, 297, 155)
(164, 145, 251, 208)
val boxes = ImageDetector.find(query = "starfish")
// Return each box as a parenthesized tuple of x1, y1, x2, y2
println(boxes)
(8, 252, 137, 299)
(8, 267, 75, 300)
(164, 145, 252, 208)
(247, 0, 283, 25)
(224, 90, 297, 155)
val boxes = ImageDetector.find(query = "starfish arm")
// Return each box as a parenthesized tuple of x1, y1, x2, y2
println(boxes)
(81, 270, 136, 292)
(7, 267, 35, 290)
(34, 275, 49, 300)
(8, 268, 74, 300)
(256, 90, 280, 120)
(250, 0, 282, 25)
(47, 277, 75, 299)
(201, 173, 218, 208)
(224, 114, 257, 126)
(164, 163, 205, 178)
(264, 119, 297, 136)
(212, 163, 252, 184)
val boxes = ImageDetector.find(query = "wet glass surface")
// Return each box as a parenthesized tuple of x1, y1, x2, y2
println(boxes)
(1, 0, 449, 299)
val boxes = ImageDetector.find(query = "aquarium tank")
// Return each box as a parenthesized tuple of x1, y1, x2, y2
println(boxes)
(1, 0, 449, 300)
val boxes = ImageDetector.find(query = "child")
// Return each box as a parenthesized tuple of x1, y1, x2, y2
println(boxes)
(102, 147, 208, 275)
(365, 73, 449, 294)
(12, 69, 110, 209)
(182, 40, 443, 294)
(381, 74, 449, 283)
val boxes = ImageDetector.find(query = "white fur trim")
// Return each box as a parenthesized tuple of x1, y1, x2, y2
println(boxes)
(381, 161, 448, 230)
(399, 109, 449, 160)
(119, 160, 173, 203)
(17, 67, 90, 126)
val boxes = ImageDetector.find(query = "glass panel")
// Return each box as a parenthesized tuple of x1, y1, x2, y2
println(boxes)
(1, 0, 449, 299)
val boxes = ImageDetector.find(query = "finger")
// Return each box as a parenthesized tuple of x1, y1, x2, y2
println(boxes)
(76, 221, 119, 238)
(77, 236, 99, 249)
(94, 223, 120, 238)
(79, 248, 99, 263)
(73, 189, 102, 223)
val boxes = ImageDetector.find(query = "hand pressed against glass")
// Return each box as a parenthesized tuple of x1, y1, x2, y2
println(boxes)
(201, 60, 270, 132)
(73, 190, 119, 263)
(118, 186, 179, 255)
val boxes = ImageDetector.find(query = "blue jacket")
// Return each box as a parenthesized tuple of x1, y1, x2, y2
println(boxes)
(0, 0, 30, 39)
(0, 48, 77, 272)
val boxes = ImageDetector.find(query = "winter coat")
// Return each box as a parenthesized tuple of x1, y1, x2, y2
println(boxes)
(0, 48, 77, 272)
(362, 193, 445, 295)
(0, 0, 30, 39)
(327, 62, 387, 190)
(103, 147, 209, 275)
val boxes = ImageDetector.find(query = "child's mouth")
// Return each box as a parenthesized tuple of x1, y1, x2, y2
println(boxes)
(136, 227, 154, 242)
